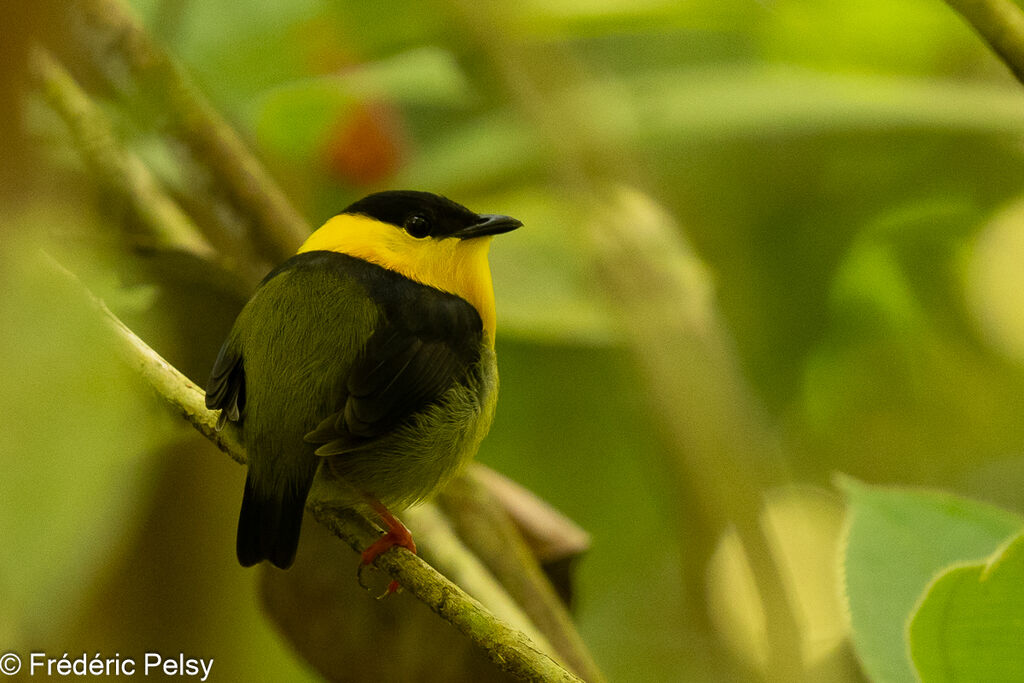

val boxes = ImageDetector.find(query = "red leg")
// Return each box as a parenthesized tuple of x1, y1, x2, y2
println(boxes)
(358, 499, 417, 596)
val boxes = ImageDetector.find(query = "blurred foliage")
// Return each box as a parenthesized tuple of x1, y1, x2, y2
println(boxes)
(708, 486, 849, 674)
(7, 0, 1024, 680)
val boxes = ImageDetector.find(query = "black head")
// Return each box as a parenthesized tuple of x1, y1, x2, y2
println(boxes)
(342, 190, 521, 240)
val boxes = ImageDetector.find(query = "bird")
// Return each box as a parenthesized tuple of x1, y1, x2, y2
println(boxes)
(205, 190, 521, 581)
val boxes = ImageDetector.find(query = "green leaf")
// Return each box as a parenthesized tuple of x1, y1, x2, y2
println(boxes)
(400, 69, 1024, 195)
(839, 478, 1023, 683)
(910, 532, 1024, 682)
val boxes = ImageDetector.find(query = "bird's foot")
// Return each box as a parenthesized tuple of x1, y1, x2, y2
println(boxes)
(356, 500, 417, 597)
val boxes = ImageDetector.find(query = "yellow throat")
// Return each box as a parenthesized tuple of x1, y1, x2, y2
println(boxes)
(298, 213, 499, 346)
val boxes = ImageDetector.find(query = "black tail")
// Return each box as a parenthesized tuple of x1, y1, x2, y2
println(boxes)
(236, 473, 310, 569)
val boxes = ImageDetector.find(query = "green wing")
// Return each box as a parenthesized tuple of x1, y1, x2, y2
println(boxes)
(205, 250, 483, 450)
(304, 252, 484, 453)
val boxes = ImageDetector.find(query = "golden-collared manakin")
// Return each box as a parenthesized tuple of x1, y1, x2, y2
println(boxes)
(205, 191, 520, 573)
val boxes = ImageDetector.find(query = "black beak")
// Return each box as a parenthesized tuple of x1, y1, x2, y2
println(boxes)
(455, 214, 523, 239)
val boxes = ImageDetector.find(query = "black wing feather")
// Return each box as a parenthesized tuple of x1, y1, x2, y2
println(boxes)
(306, 266, 483, 454)
(206, 339, 245, 425)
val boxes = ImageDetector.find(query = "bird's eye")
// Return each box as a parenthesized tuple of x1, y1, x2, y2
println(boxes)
(404, 215, 432, 238)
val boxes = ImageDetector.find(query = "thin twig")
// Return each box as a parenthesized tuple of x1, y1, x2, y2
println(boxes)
(43, 254, 582, 683)
(311, 503, 582, 683)
(400, 503, 555, 652)
(42, 254, 244, 463)
(944, 0, 1024, 85)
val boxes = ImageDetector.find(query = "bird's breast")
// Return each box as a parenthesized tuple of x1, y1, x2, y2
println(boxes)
(321, 347, 498, 510)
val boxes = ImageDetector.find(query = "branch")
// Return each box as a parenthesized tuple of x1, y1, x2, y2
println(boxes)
(944, 0, 1024, 85)
(438, 470, 604, 683)
(400, 502, 555, 650)
(43, 254, 245, 463)
(466, 465, 590, 567)
(44, 255, 583, 683)
(310, 505, 580, 683)
(65, 0, 311, 262)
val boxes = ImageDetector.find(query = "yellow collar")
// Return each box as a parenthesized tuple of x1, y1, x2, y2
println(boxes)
(298, 214, 498, 346)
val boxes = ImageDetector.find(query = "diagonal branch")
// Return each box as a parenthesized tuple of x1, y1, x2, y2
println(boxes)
(438, 471, 603, 683)
(943, 0, 1024, 85)
(43, 254, 582, 683)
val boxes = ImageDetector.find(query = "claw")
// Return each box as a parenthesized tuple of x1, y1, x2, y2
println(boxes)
(377, 580, 401, 599)
(356, 562, 400, 597)
(355, 497, 417, 598)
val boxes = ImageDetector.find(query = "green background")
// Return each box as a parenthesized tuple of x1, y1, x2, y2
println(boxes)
(5, 0, 1024, 680)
